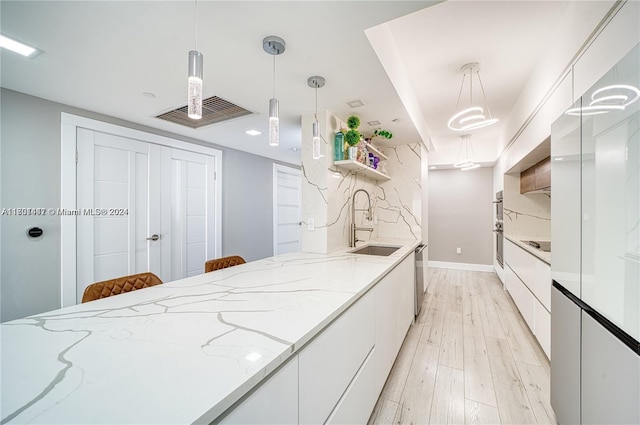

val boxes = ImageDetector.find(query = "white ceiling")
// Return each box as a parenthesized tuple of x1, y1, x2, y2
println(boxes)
(1, 1, 570, 167)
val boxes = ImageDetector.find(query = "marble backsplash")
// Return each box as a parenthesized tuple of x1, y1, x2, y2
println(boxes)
(301, 111, 421, 254)
(503, 172, 551, 238)
(377, 143, 422, 240)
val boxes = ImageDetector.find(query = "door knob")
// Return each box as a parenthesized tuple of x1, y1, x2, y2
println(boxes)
(146, 234, 160, 241)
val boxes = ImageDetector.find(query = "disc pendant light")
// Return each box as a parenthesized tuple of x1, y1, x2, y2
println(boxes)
(448, 62, 498, 132)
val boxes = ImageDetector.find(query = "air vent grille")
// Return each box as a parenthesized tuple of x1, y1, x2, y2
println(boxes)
(156, 96, 254, 128)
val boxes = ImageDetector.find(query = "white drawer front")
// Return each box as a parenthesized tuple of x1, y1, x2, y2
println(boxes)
(505, 239, 551, 311)
(505, 263, 535, 330)
(534, 299, 551, 359)
(299, 290, 375, 424)
(218, 356, 298, 425)
(325, 348, 377, 425)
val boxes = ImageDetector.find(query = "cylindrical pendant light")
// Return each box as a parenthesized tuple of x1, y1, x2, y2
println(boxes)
(187, 0, 202, 120)
(269, 98, 279, 147)
(312, 121, 321, 159)
(263, 36, 285, 147)
(307, 75, 326, 159)
(188, 50, 203, 119)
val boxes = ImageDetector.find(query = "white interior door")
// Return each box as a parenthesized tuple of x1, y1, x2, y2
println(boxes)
(165, 148, 216, 279)
(273, 164, 302, 255)
(62, 114, 222, 306)
(76, 129, 162, 302)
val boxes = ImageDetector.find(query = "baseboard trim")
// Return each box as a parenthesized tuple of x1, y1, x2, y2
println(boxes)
(428, 261, 494, 272)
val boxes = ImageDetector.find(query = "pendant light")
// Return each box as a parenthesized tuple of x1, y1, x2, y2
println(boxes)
(454, 134, 480, 171)
(187, 0, 203, 120)
(307, 76, 326, 159)
(448, 62, 498, 132)
(263, 36, 286, 146)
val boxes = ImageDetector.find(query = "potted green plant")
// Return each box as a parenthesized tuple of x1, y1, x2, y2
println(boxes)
(345, 115, 361, 160)
(373, 128, 393, 139)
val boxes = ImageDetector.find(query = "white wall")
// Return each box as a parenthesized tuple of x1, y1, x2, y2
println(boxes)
(428, 167, 494, 266)
(0, 89, 283, 322)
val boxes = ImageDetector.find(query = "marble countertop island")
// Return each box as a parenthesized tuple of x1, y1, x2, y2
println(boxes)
(1, 239, 420, 424)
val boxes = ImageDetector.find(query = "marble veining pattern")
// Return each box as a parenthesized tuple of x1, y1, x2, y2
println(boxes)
(378, 144, 422, 240)
(0, 240, 420, 424)
(301, 110, 422, 253)
(503, 173, 551, 238)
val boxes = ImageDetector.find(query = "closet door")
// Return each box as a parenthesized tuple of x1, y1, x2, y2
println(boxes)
(163, 148, 217, 279)
(76, 129, 163, 302)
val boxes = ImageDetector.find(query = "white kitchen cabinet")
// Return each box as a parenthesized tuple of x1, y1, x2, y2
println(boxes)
(217, 356, 299, 425)
(374, 253, 415, 393)
(298, 290, 375, 424)
(505, 239, 551, 310)
(325, 348, 377, 425)
(534, 299, 551, 357)
(504, 239, 552, 358)
(504, 263, 535, 330)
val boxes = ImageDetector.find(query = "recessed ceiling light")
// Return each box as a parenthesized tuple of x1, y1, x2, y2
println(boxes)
(347, 99, 365, 108)
(142, 92, 156, 98)
(554, 157, 564, 161)
(0, 34, 40, 58)
(245, 129, 261, 136)
(367, 120, 381, 126)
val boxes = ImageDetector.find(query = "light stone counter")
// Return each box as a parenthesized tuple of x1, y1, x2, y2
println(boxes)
(505, 234, 551, 265)
(0, 239, 420, 424)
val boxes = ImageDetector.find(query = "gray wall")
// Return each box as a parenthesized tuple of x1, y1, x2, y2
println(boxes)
(1, 88, 284, 322)
(428, 167, 493, 265)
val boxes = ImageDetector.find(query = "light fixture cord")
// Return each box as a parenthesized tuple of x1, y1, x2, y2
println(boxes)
(465, 136, 469, 160)
(315, 84, 318, 121)
(477, 72, 494, 118)
(455, 74, 466, 110)
(272, 54, 276, 99)
(194, 0, 198, 50)
(469, 136, 476, 161)
(469, 67, 474, 105)
(456, 137, 464, 162)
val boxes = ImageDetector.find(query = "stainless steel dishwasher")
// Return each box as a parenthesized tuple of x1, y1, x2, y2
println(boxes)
(415, 243, 427, 316)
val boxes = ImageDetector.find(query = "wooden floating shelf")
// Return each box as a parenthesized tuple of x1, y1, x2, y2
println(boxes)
(333, 160, 390, 181)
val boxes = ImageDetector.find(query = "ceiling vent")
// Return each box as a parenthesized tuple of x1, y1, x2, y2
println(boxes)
(156, 96, 254, 129)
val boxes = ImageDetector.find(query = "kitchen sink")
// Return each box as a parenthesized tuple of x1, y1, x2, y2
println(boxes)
(522, 240, 551, 252)
(350, 245, 400, 256)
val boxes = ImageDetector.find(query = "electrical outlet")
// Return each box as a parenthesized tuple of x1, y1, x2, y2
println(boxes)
(307, 218, 315, 231)
(456, 247, 461, 254)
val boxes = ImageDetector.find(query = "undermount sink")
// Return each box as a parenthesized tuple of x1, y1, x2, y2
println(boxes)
(350, 245, 400, 256)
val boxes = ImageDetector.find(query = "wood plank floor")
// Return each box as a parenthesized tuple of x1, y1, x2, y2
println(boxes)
(368, 268, 556, 425)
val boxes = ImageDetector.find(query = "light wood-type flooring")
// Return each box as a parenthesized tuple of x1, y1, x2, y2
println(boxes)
(368, 268, 556, 425)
